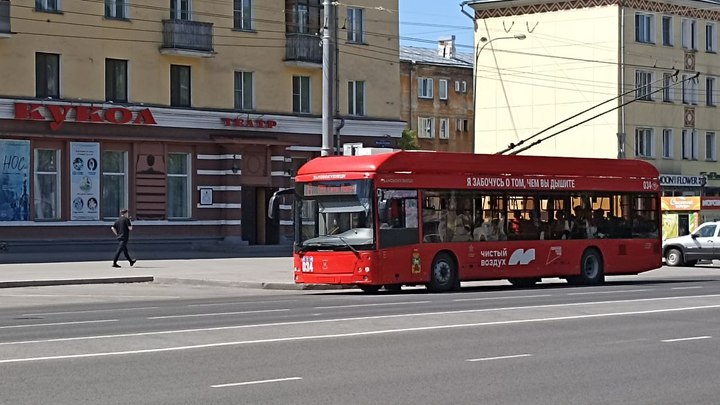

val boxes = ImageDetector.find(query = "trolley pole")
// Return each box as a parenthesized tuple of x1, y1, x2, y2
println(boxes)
(321, 0, 336, 157)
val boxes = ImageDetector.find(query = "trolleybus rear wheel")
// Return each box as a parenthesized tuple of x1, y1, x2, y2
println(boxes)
(427, 252, 457, 293)
(573, 248, 604, 285)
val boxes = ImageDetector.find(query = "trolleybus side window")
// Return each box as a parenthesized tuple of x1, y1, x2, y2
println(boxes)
(378, 189, 419, 248)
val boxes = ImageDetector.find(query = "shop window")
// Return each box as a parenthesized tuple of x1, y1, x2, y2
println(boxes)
(106, 59, 128, 103)
(168, 153, 191, 218)
(102, 151, 127, 220)
(170, 65, 191, 107)
(34, 149, 60, 220)
(36, 53, 60, 99)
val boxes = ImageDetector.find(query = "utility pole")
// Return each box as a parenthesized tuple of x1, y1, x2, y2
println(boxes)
(321, 0, 336, 156)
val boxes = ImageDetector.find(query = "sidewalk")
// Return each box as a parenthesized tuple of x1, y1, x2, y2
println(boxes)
(0, 256, 328, 290)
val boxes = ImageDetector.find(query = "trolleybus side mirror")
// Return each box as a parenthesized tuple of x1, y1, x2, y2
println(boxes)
(268, 188, 294, 219)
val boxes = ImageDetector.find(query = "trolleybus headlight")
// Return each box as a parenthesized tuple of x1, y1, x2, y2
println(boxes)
(364, 267, 370, 273)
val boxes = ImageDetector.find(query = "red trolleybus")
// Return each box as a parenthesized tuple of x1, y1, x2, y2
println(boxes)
(286, 151, 661, 293)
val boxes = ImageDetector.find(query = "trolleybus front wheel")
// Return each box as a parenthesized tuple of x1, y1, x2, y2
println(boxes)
(427, 252, 457, 293)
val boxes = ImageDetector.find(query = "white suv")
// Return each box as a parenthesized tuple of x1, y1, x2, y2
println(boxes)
(662, 222, 719, 266)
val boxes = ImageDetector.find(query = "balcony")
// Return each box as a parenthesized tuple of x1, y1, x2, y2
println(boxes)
(160, 19, 215, 57)
(285, 33, 322, 66)
(0, 0, 10, 38)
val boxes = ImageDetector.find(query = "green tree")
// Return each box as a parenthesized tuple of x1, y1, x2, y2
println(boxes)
(398, 128, 420, 150)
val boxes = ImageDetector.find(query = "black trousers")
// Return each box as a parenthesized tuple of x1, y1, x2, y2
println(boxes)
(113, 239, 133, 264)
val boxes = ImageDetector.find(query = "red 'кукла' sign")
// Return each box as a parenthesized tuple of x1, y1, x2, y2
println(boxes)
(14, 102, 157, 130)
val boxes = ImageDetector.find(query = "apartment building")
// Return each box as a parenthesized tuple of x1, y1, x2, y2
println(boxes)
(400, 36, 474, 152)
(0, 0, 403, 247)
(466, 0, 720, 237)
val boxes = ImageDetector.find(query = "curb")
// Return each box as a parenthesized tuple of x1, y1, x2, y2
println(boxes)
(0, 276, 155, 289)
(153, 277, 350, 290)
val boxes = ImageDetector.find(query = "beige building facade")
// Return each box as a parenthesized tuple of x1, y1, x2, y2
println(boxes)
(0, 0, 403, 247)
(467, 0, 720, 236)
(400, 37, 475, 152)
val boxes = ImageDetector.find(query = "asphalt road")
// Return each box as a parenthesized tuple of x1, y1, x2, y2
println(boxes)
(2, 267, 720, 404)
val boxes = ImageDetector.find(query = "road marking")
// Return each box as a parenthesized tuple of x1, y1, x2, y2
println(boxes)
(0, 320, 117, 329)
(454, 294, 551, 302)
(23, 307, 161, 316)
(466, 354, 532, 362)
(671, 286, 703, 290)
(211, 377, 302, 388)
(148, 309, 289, 320)
(3, 294, 720, 347)
(313, 301, 430, 309)
(567, 289, 650, 296)
(188, 300, 299, 307)
(661, 336, 712, 343)
(2, 303, 720, 364)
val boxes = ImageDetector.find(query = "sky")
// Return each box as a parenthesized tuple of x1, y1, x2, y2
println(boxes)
(398, 0, 474, 50)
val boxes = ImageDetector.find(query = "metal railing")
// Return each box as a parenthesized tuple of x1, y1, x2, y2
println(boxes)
(285, 33, 322, 64)
(162, 19, 213, 53)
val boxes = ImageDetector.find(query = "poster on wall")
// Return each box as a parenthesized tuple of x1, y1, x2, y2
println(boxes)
(70, 142, 100, 221)
(0, 140, 30, 221)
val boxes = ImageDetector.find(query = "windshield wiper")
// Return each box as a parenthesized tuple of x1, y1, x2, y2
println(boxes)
(323, 235, 360, 256)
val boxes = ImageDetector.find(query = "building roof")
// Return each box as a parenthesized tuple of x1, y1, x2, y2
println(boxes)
(400, 46, 473, 68)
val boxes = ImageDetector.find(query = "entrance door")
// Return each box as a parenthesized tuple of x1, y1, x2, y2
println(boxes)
(678, 214, 690, 236)
(241, 187, 279, 245)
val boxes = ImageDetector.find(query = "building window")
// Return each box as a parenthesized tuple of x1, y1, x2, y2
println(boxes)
(418, 117, 434, 138)
(105, 0, 127, 19)
(456, 118, 462, 132)
(682, 74, 698, 105)
(662, 72, 674, 102)
(36, 53, 60, 99)
(454, 81, 460, 92)
(292, 75, 311, 114)
(170, 64, 191, 107)
(463, 119, 469, 132)
(635, 128, 654, 158)
(682, 129, 698, 160)
(439, 118, 449, 139)
(102, 151, 127, 220)
(707, 77, 716, 106)
(418, 77, 433, 99)
(635, 12, 654, 43)
(234, 71, 254, 110)
(439, 79, 448, 100)
(461, 81, 467, 93)
(662, 16, 673, 46)
(635, 70, 653, 101)
(682, 18, 697, 50)
(34, 149, 60, 220)
(167, 153, 191, 219)
(706, 132, 717, 161)
(234, 0, 252, 30)
(662, 128, 673, 158)
(707, 23, 716, 52)
(347, 7, 364, 43)
(347, 80, 365, 116)
(170, 0, 190, 20)
(105, 59, 128, 103)
(35, 0, 59, 12)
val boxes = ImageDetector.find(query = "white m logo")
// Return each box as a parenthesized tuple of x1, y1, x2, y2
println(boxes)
(509, 249, 536, 265)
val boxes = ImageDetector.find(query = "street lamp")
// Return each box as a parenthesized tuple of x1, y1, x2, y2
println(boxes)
(471, 34, 526, 153)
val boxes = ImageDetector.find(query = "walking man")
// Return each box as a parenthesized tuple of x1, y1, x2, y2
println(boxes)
(111, 208, 136, 268)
